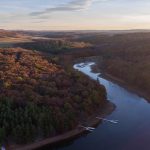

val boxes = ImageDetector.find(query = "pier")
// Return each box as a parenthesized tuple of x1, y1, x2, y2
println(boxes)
(96, 117, 118, 124)
(79, 125, 95, 132)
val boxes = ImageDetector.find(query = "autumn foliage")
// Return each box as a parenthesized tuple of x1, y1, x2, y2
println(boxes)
(0, 48, 107, 145)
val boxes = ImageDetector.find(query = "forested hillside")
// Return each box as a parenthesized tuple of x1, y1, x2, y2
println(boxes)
(16, 39, 91, 54)
(0, 48, 107, 145)
(78, 33, 150, 99)
(0, 29, 19, 38)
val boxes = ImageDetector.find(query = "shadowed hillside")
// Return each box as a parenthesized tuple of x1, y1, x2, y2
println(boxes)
(15, 39, 92, 54)
(76, 32, 150, 99)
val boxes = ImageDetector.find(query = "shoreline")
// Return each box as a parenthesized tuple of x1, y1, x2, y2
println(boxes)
(8, 102, 115, 150)
(91, 63, 150, 102)
(101, 72, 150, 102)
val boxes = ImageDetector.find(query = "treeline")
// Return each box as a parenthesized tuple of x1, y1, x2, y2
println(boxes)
(82, 33, 150, 97)
(0, 97, 77, 145)
(0, 48, 107, 145)
(0, 29, 19, 38)
(15, 39, 91, 54)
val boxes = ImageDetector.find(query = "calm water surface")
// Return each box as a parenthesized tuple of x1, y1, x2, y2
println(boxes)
(49, 62, 150, 150)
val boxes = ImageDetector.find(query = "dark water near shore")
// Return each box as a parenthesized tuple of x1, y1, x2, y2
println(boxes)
(45, 62, 150, 150)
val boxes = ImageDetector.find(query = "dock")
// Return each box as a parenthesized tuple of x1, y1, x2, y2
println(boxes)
(96, 117, 118, 124)
(79, 125, 95, 132)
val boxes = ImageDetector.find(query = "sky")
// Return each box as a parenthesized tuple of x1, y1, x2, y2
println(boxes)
(1, 0, 150, 30)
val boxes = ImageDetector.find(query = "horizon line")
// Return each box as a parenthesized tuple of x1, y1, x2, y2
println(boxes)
(2, 28, 150, 32)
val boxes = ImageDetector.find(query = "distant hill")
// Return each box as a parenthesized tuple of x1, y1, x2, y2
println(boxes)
(15, 39, 92, 54)
(0, 29, 21, 38)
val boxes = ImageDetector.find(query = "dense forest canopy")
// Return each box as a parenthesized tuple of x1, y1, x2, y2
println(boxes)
(0, 48, 107, 146)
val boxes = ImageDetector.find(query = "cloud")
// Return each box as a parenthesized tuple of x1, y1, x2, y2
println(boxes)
(30, 0, 101, 16)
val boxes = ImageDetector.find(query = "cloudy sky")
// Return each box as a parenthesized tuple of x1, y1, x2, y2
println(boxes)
(1, 0, 150, 30)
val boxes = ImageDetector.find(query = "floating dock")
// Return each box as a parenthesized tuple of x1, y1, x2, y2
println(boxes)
(96, 117, 118, 124)
(79, 125, 95, 132)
